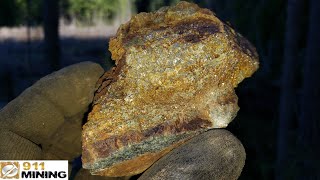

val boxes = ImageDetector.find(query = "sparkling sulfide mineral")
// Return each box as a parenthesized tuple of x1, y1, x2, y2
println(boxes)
(82, 1, 259, 177)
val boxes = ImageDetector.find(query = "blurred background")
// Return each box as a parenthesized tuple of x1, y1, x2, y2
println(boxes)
(0, 0, 319, 179)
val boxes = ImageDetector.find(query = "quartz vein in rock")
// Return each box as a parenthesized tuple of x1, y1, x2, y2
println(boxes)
(82, 1, 259, 177)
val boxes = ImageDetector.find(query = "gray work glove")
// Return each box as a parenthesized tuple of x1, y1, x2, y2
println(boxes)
(0, 62, 246, 180)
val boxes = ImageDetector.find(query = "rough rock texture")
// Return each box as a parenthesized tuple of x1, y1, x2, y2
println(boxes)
(138, 129, 246, 180)
(82, 1, 258, 177)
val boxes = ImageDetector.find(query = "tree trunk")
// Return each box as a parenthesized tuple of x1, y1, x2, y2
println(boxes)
(43, 0, 60, 71)
(204, 0, 225, 15)
(135, 0, 150, 13)
(298, 0, 320, 178)
(25, 0, 31, 74)
(276, 0, 304, 179)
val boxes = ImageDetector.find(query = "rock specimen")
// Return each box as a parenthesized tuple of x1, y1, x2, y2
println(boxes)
(82, 1, 259, 177)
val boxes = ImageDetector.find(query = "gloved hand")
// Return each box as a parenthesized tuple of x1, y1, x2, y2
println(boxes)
(0, 62, 246, 180)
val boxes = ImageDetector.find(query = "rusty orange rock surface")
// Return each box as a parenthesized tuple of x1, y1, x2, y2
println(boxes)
(82, 1, 259, 177)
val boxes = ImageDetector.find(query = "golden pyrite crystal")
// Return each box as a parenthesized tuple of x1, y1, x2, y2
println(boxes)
(82, 1, 259, 177)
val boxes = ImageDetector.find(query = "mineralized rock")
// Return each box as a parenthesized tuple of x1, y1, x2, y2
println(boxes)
(82, 1, 259, 177)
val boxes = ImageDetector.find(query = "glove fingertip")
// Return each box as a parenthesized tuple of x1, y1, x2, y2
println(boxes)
(139, 129, 246, 180)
